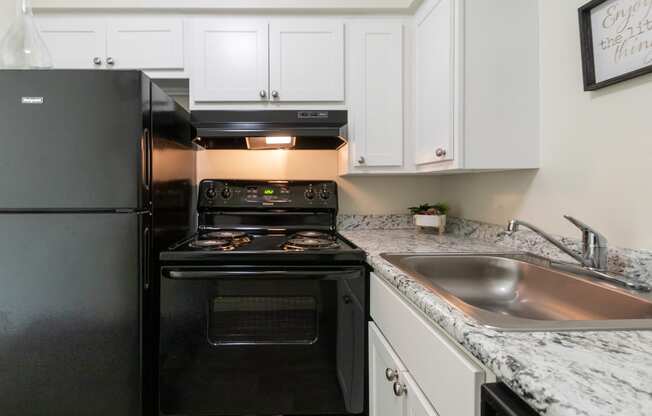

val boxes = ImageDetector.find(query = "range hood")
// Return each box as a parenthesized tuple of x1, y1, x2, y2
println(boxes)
(191, 110, 347, 150)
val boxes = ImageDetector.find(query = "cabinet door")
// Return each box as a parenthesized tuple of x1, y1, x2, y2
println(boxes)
(405, 373, 440, 416)
(191, 20, 269, 102)
(269, 20, 344, 101)
(37, 17, 106, 69)
(369, 323, 407, 416)
(349, 22, 403, 168)
(415, 0, 455, 165)
(106, 18, 183, 70)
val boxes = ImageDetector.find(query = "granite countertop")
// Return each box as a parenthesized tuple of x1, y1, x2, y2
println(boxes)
(340, 228, 652, 416)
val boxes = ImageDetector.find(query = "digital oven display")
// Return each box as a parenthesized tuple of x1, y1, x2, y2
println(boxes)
(263, 188, 275, 196)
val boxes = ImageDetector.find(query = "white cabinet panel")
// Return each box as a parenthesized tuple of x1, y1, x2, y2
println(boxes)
(269, 20, 344, 101)
(37, 17, 106, 69)
(350, 22, 403, 168)
(405, 373, 440, 416)
(191, 20, 269, 102)
(415, 0, 455, 165)
(371, 273, 484, 416)
(107, 18, 183, 69)
(369, 323, 407, 416)
(370, 323, 440, 416)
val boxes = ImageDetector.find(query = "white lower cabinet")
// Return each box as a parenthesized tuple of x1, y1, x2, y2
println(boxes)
(371, 272, 491, 416)
(370, 323, 439, 416)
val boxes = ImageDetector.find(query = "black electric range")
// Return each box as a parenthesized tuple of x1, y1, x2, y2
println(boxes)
(158, 180, 368, 416)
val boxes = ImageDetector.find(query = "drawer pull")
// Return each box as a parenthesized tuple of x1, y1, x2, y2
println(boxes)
(385, 368, 399, 382)
(393, 381, 407, 397)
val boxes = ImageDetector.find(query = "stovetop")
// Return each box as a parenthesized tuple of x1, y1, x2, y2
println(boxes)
(160, 179, 366, 265)
(160, 228, 366, 264)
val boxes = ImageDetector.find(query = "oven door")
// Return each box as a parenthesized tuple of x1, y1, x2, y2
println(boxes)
(159, 266, 366, 416)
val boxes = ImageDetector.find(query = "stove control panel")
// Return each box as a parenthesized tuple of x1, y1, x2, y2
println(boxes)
(199, 180, 338, 210)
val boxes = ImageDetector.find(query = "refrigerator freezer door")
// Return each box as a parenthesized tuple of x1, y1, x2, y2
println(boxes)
(0, 70, 146, 210)
(0, 213, 142, 416)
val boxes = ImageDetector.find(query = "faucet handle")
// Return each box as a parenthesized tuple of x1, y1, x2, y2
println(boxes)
(563, 215, 608, 246)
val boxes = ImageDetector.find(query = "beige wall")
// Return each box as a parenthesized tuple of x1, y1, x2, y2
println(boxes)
(198, 150, 443, 215)
(438, 0, 652, 250)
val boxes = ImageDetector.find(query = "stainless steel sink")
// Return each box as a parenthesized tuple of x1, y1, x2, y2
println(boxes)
(380, 253, 652, 331)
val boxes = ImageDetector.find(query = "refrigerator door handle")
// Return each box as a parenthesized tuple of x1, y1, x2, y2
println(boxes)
(143, 225, 151, 290)
(142, 128, 152, 195)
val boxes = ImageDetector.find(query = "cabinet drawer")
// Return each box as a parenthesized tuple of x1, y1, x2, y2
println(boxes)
(371, 273, 484, 416)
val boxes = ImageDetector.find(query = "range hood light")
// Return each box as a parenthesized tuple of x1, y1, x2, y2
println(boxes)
(265, 136, 294, 145)
(245, 136, 297, 150)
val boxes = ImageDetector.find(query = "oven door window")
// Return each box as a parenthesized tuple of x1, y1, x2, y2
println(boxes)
(208, 296, 318, 345)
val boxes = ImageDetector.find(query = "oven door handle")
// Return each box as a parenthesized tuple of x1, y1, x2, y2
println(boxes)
(162, 268, 362, 280)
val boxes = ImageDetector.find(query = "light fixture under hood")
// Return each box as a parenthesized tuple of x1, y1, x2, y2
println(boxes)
(246, 136, 297, 150)
(190, 110, 348, 150)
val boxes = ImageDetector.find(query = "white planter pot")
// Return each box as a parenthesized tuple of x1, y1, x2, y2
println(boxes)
(414, 214, 446, 235)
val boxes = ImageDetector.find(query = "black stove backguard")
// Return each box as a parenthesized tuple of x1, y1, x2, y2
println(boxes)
(159, 180, 367, 416)
(197, 179, 338, 232)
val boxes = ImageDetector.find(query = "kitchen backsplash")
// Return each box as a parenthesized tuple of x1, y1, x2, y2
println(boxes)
(338, 214, 652, 286)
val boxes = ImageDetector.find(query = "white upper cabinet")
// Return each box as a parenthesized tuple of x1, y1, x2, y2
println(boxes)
(415, 0, 454, 166)
(348, 22, 404, 169)
(413, 0, 540, 172)
(38, 18, 106, 69)
(269, 20, 345, 102)
(106, 18, 184, 70)
(191, 20, 269, 102)
(36, 16, 185, 75)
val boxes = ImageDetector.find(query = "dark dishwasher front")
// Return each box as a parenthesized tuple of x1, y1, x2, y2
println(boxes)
(159, 266, 366, 416)
(481, 383, 539, 416)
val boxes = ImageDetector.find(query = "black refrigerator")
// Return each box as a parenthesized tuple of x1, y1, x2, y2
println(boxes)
(0, 70, 196, 416)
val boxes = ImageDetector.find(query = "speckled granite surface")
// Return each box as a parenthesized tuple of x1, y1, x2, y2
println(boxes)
(339, 227, 652, 416)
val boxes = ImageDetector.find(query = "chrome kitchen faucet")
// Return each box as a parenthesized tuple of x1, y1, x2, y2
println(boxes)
(506, 215, 608, 270)
(505, 216, 650, 292)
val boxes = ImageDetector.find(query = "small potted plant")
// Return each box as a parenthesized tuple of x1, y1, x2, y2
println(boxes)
(409, 203, 449, 235)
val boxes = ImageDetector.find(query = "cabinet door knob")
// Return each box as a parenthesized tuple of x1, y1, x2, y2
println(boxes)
(259, 90, 267, 98)
(271, 90, 279, 98)
(358, 157, 366, 165)
(106, 57, 115, 66)
(393, 381, 407, 397)
(93, 57, 102, 65)
(385, 368, 398, 382)
(435, 148, 447, 158)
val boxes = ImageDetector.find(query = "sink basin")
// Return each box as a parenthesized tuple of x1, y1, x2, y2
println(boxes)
(380, 253, 652, 331)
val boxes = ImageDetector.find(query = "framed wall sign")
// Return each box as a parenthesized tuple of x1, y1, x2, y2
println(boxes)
(579, 0, 652, 90)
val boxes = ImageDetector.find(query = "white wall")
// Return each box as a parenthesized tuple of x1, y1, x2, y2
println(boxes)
(438, 0, 652, 250)
(0, 0, 15, 37)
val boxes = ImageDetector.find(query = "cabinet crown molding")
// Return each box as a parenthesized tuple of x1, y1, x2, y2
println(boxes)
(33, 0, 423, 12)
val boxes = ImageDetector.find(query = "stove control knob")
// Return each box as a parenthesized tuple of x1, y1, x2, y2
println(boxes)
(305, 185, 316, 200)
(205, 188, 217, 199)
(221, 187, 232, 200)
(320, 189, 330, 200)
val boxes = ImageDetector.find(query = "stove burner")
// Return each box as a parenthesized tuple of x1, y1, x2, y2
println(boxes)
(188, 239, 235, 250)
(284, 237, 340, 251)
(200, 230, 253, 248)
(204, 230, 249, 240)
(295, 230, 331, 239)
